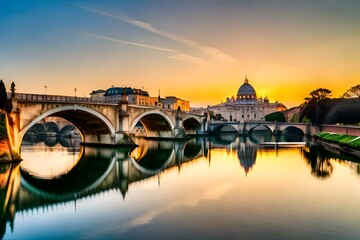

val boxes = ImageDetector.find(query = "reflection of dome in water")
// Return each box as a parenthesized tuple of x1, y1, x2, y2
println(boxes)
(237, 144, 257, 175)
(237, 76, 257, 101)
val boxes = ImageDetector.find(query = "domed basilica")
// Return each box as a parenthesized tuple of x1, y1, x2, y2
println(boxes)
(206, 76, 286, 121)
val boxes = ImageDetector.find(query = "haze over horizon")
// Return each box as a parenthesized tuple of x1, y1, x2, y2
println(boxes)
(1, 0, 359, 108)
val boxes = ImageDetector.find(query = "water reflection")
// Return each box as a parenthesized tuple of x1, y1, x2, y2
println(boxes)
(131, 139, 175, 173)
(249, 131, 305, 144)
(17, 135, 360, 202)
(21, 124, 82, 175)
(0, 163, 20, 238)
(237, 138, 257, 175)
(1, 134, 360, 239)
(302, 141, 360, 179)
(20, 146, 118, 199)
(20, 136, 82, 179)
(18, 136, 205, 202)
(248, 130, 275, 144)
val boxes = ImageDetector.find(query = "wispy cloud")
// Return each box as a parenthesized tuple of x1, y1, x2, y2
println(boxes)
(87, 33, 205, 64)
(75, 4, 235, 63)
(87, 34, 175, 52)
(170, 54, 206, 65)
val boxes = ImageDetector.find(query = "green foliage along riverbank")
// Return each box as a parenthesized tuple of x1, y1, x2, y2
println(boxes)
(316, 132, 360, 148)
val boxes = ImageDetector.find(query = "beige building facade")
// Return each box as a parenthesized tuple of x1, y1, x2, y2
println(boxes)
(206, 77, 286, 122)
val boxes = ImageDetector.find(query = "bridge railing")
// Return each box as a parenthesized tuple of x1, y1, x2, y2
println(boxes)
(8, 92, 96, 103)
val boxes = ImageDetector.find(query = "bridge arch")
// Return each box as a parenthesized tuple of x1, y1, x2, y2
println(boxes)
(183, 117, 202, 135)
(248, 124, 274, 143)
(281, 126, 305, 142)
(212, 124, 237, 134)
(44, 121, 60, 135)
(19, 105, 116, 148)
(129, 110, 175, 138)
(248, 124, 273, 135)
(281, 126, 304, 136)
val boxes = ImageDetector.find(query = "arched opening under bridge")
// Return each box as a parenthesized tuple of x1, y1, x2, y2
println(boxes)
(130, 112, 174, 138)
(183, 117, 202, 135)
(19, 106, 116, 149)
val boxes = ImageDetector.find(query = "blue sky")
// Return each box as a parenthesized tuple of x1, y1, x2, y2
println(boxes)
(1, 0, 360, 107)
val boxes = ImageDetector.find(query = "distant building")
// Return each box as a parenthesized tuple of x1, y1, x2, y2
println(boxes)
(91, 86, 190, 111)
(161, 96, 190, 112)
(190, 107, 206, 115)
(206, 76, 287, 121)
(127, 94, 158, 106)
(103, 87, 149, 104)
(90, 89, 106, 102)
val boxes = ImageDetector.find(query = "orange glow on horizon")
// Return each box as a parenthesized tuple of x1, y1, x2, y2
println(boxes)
(2, 2, 359, 109)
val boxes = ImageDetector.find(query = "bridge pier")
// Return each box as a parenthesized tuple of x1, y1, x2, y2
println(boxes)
(114, 147, 135, 198)
(115, 98, 136, 145)
(7, 109, 21, 160)
(173, 108, 189, 139)
(174, 140, 188, 170)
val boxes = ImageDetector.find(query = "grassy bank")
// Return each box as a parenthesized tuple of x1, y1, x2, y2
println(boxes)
(316, 132, 360, 149)
(316, 132, 360, 159)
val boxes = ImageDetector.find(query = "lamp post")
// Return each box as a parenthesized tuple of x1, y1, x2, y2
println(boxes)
(74, 88, 77, 103)
(44, 85, 47, 100)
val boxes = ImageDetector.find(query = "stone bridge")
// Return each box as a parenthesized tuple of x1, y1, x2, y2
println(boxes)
(207, 121, 360, 138)
(7, 93, 205, 153)
(207, 121, 311, 136)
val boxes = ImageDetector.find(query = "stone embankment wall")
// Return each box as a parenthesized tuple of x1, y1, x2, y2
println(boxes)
(0, 111, 20, 162)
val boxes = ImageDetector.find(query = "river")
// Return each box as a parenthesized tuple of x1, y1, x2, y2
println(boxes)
(2, 133, 360, 239)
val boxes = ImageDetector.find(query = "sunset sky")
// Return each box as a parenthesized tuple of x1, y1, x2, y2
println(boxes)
(1, 0, 359, 107)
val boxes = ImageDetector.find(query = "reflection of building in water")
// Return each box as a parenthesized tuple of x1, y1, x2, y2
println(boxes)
(206, 76, 286, 121)
(237, 139, 257, 175)
(208, 136, 258, 175)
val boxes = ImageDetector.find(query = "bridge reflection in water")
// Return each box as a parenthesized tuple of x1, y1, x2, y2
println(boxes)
(1, 133, 360, 238)
(1, 136, 208, 228)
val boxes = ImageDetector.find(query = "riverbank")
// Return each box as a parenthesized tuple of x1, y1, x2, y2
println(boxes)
(315, 132, 360, 158)
(0, 111, 21, 162)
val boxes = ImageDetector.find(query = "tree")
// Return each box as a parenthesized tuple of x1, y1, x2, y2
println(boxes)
(265, 111, 286, 122)
(0, 80, 8, 111)
(342, 84, 360, 98)
(300, 88, 332, 124)
(305, 88, 332, 102)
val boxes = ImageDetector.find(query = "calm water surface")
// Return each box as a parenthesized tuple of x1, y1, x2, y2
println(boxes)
(2, 134, 360, 239)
